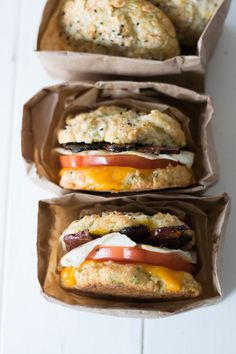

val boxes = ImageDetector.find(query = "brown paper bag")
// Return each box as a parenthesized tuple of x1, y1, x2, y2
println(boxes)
(21, 81, 219, 196)
(36, 0, 231, 92)
(37, 193, 230, 318)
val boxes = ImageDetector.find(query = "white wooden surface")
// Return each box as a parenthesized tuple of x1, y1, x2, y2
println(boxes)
(0, 1, 235, 353)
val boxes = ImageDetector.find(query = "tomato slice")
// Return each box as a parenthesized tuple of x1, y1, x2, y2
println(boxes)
(60, 155, 180, 169)
(87, 246, 195, 274)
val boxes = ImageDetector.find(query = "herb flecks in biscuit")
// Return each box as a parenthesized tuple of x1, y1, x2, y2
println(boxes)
(60, 0, 180, 60)
(150, 0, 220, 46)
(58, 106, 186, 147)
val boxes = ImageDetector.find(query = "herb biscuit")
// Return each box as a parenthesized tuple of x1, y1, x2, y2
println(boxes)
(151, 0, 220, 45)
(59, 0, 180, 60)
(61, 211, 186, 240)
(59, 164, 194, 192)
(58, 106, 186, 147)
(61, 261, 201, 299)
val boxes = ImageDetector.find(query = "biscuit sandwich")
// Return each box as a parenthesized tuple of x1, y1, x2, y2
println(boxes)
(57, 105, 195, 193)
(59, 211, 201, 299)
(41, 0, 180, 60)
(150, 0, 220, 46)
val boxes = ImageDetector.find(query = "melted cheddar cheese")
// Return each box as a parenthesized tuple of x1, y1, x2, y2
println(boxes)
(142, 265, 185, 292)
(59, 166, 154, 191)
(61, 262, 185, 292)
(61, 266, 76, 287)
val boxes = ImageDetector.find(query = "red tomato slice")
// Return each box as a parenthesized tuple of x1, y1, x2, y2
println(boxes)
(87, 246, 195, 274)
(60, 155, 180, 169)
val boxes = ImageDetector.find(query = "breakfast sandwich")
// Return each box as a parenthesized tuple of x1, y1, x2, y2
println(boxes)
(57, 105, 195, 192)
(41, 0, 180, 60)
(59, 211, 201, 299)
(150, 0, 221, 46)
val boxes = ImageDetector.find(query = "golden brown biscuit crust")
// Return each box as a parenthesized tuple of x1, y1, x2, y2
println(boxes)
(59, 164, 194, 192)
(58, 105, 186, 147)
(61, 211, 186, 238)
(150, 0, 220, 45)
(61, 261, 201, 299)
(43, 0, 180, 60)
(40, 1, 73, 51)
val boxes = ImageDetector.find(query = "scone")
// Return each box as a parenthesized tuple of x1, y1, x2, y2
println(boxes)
(150, 0, 220, 46)
(57, 105, 195, 193)
(41, 0, 180, 60)
(59, 211, 201, 299)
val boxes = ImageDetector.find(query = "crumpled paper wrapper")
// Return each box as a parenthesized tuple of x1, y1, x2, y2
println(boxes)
(36, 0, 231, 92)
(37, 192, 230, 318)
(21, 81, 219, 196)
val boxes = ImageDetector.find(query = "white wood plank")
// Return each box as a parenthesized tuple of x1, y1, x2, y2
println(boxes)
(144, 2, 236, 353)
(0, 1, 143, 354)
(144, 302, 235, 354)
(0, 0, 22, 300)
(206, 0, 236, 301)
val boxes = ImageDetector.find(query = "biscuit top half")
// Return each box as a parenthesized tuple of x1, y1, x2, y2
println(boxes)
(60, 0, 180, 60)
(58, 105, 186, 147)
(60, 211, 187, 238)
(150, 0, 220, 46)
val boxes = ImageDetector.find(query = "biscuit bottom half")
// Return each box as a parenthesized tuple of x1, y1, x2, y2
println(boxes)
(61, 261, 201, 299)
(59, 165, 194, 192)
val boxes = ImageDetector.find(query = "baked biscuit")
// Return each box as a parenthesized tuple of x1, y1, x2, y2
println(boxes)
(59, 165, 194, 192)
(150, 0, 220, 45)
(58, 106, 186, 147)
(61, 261, 201, 299)
(58, 0, 180, 60)
(61, 211, 186, 239)
(40, 1, 73, 51)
